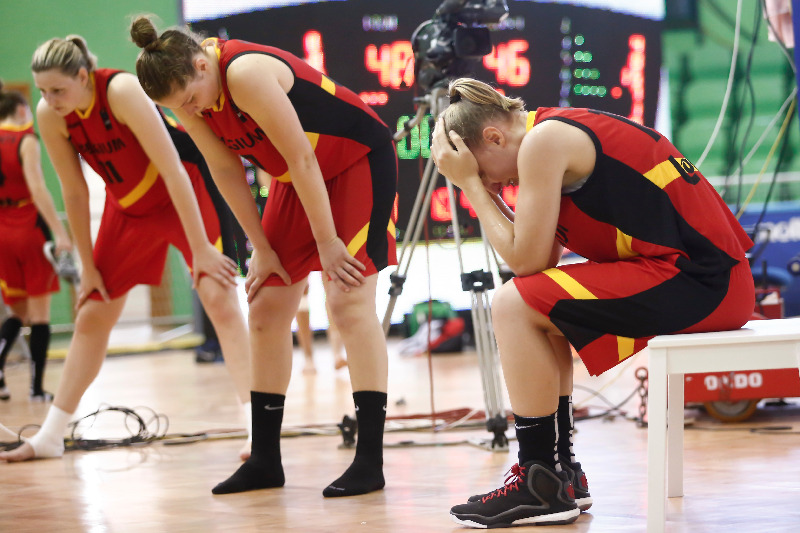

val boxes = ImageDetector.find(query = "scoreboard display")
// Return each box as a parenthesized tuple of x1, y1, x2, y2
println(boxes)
(187, 0, 663, 239)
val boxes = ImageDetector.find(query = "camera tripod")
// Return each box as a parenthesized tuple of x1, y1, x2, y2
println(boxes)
(384, 85, 508, 450)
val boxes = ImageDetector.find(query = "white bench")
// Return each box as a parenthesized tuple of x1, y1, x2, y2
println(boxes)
(646, 317, 800, 533)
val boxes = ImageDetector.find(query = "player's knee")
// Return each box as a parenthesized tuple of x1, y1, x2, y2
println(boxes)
(491, 281, 526, 325)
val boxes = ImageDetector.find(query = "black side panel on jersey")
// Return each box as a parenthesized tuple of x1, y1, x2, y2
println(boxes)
(569, 155, 739, 277)
(288, 78, 392, 149)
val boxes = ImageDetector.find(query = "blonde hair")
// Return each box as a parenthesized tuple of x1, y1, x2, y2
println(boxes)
(31, 35, 97, 76)
(441, 78, 525, 147)
(130, 16, 204, 100)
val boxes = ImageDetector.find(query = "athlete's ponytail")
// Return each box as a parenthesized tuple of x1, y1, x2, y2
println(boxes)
(441, 78, 525, 147)
(0, 80, 28, 121)
(31, 35, 97, 76)
(130, 16, 204, 101)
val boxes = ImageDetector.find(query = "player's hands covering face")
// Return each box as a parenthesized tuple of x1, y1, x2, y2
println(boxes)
(431, 118, 481, 189)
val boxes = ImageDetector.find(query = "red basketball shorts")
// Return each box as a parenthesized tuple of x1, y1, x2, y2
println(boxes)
(512, 256, 755, 376)
(90, 163, 221, 301)
(0, 207, 59, 305)
(260, 144, 398, 286)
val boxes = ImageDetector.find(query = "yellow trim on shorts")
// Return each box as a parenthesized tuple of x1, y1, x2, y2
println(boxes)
(542, 269, 597, 300)
(0, 279, 27, 298)
(387, 218, 395, 237)
(347, 223, 370, 257)
(118, 162, 159, 208)
(617, 336, 635, 361)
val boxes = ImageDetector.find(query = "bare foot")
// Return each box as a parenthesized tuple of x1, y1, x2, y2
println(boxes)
(0, 441, 37, 462)
(302, 364, 317, 375)
(239, 440, 251, 462)
(334, 357, 348, 370)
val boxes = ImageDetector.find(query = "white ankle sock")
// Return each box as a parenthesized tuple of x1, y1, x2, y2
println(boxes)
(25, 405, 72, 458)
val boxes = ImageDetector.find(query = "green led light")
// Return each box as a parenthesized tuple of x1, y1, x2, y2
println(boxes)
(574, 51, 583, 61)
(259, 186, 269, 198)
(574, 35, 585, 45)
(573, 84, 583, 94)
(396, 114, 432, 160)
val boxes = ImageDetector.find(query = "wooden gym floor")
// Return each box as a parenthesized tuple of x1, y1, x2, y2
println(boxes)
(0, 336, 799, 532)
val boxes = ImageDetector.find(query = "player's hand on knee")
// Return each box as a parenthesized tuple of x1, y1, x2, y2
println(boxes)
(192, 244, 238, 289)
(317, 237, 365, 292)
(77, 265, 110, 308)
(245, 247, 291, 302)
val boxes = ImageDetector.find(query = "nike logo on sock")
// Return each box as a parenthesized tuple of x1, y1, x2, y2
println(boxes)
(327, 486, 345, 491)
(514, 423, 539, 430)
(264, 405, 284, 411)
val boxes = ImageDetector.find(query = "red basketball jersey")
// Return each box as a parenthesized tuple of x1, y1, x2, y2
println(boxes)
(200, 38, 393, 183)
(64, 69, 173, 216)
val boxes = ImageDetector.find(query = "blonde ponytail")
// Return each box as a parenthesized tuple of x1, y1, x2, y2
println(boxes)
(441, 78, 525, 146)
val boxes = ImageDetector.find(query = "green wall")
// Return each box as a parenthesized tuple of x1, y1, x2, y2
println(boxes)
(662, 0, 800, 202)
(0, 1, 184, 325)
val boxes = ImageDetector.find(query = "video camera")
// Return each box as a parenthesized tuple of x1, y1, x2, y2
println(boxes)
(411, 0, 509, 92)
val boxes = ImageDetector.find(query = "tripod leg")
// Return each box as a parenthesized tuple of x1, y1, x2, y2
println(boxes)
(382, 157, 441, 335)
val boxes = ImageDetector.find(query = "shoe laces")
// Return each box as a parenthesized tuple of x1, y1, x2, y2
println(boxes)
(481, 463, 527, 503)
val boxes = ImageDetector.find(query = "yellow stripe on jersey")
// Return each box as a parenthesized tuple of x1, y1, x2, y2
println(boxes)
(118, 161, 159, 208)
(273, 132, 321, 183)
(320, 75, 336, 95)
(543, 269, 598, 300)
(0, 279, 27, 298)
(387, 218, 396, 237)
(199, 38, 227, 112)
(643, 160, 681, 189)
(615, 229, 638, 259)
(347, 223, 370, 257)
(76, 72, 97, 120)
(0, 121, 34, 132)
(617, 336, 635, 361)
(526, 111, 537, 132)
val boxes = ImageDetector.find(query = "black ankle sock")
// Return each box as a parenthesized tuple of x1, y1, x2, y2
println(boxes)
(557, 395, 576, 463)
(514, 412, 558, 468)
(29, 324, 50, 396)
(0, 317, 23, 374)
(323, 390, 386, 497)
(212, 391, 286, 495)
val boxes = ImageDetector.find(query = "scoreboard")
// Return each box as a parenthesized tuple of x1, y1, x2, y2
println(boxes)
(187, 0, 663, 239)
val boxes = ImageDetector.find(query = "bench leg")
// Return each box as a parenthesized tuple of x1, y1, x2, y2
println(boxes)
(667, 372, 684, 498)
(647, 347, 667, 533)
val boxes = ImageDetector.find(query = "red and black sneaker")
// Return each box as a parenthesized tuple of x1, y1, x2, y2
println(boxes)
(558, 456, 592, 512)
(450, 461, 579, 528)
